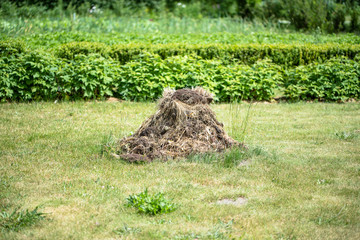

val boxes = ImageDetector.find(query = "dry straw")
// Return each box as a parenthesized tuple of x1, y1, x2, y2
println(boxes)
(116, 87, 243, 162)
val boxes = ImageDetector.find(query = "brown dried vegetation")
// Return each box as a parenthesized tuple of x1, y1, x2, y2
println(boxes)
(117, 87, 243, 162)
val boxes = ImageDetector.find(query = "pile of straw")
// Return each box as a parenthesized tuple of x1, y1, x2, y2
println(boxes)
(116, 87, 242, 162)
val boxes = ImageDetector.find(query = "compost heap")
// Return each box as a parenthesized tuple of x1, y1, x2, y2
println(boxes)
(117, 87, 243, 162)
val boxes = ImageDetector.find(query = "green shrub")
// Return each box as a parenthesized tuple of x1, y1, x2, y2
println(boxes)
(1, 45, 359, 102)
(0, 51, 120, 102)
(115, 54, 221, 101)
(115, 54, 282, 101)
(0, 52, 60, 101)
(60, 54, 120, 100)
(126, 189, 177, 215)
(216, 59, 283, 101)
(284, 57, 360, 101)
(115, 53, 169, 101)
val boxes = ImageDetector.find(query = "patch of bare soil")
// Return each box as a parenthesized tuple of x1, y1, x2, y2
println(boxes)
(116, 87, 244, 163)
(216, 197, 248, 206)
(106, 97, 121, 102)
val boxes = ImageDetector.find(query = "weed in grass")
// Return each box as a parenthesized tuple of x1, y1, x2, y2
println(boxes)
(276, 230, 297, 240)
(184, 214, 196, 222)
(174, 232, 202, 240)
(313, 205, 347, 226)
(100, 132, 117, 156)
(334, 131, 358, 140)
(174, 219, 235, 240)
(152, 218, 172, 224)
(0, 206, 46, 232)
(251, 145, 268, 156)
(316, 179, 334, 185)
(187, 145, 268, 168)
(228, 102, 253, 142)
(187, 151, 219, 164)
(126, 189, 177, 215)
(113, 224, 141, 236)
(0, 179, 11, 208)
(222, 148, 249, 168)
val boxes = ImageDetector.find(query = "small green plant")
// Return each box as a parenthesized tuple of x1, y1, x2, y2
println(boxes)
(100, 132, 117, 156)
(312, 205, 347, 226)
(187, 147, 249, 168)
(222, 148, 248, 168)
(113, 224, 141, 236)
(334, 131, 358, 141)
(126, 189, 177, 215)
(229, 102, 253, 142)
(174, 219, 235, 240)
(0, 206, 46, 232)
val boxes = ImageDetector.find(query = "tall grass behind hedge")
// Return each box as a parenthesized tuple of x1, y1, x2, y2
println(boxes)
(1, 0, 360, 33)
(0, 17, 280, 36)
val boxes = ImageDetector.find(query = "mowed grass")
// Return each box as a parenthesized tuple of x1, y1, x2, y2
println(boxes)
(0, 101, 359, 239)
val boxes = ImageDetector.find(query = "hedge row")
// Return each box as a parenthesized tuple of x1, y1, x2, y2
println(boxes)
(1, 50, 359, 102)
(3, 40, 360, 67)
(284, 57, 360, 101)
(0, 40, 27, 56)
(56, 42, 360, 67)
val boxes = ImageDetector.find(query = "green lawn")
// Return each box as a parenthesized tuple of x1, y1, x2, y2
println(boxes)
(0, 101, 359, 239)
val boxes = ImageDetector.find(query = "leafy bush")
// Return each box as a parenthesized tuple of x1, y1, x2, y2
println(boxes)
(115, 53, 169, 101)
(0, 52, 121, 102)
(284, 57, 360, 101)
(126, 189, 177, 215)
(0, 42, 359, 102)
(116, 53, 221, 101)
(115, 54, 281, 101)
(0, 52, 60, 101)
(60, 54, 120, 100)
(216, 59, 283, 101)
(0, 206, 46, 232)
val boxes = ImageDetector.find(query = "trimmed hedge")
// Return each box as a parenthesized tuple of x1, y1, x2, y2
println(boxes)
(56, 42, 360, 67)
(0, 40, 26, 56)
(55, 42, 111, 60)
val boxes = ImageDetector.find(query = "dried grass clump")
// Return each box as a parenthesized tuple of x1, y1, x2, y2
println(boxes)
(117, 87, 243, 162)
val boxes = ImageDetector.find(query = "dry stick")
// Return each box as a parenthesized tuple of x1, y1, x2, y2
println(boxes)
(325, 204, 347, 224)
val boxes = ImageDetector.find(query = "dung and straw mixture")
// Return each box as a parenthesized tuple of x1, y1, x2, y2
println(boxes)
(116, 87, 243, 162)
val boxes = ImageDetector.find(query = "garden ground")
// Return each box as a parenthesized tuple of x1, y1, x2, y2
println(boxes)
(0, 101, 359, 239)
